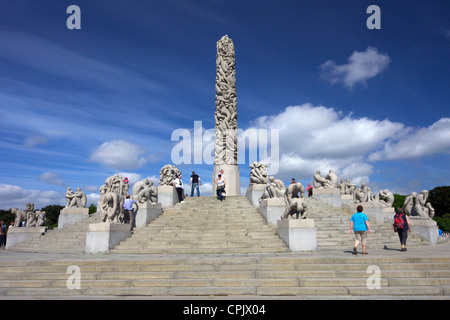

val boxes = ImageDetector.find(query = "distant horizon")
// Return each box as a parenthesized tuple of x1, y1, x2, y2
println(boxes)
(0, 1, 449, 209)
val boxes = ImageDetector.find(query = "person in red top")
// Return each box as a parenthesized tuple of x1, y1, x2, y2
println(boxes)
(307, 183, 313, 197)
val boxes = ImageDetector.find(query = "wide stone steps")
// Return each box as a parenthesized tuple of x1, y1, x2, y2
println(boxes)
(6, 213, 103, 253)
(111, 196, 289, 254)
(303, 198, 428, 251)
(1, 255, 449, 299)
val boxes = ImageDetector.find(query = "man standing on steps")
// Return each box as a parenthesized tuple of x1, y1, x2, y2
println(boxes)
(190, 171, 201, 197)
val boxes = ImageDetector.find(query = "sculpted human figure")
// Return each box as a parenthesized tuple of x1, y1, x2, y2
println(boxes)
(412, 190, 434, 220)
(403, 192, 417, 215)
(339, 180, 346, 194)
(282, 182, 308, 220)
(259, 176, 286, 200)
(159, 164, 181, 187)
(324, 169, 338, 188)
(68, 188, 87, 208)
(105, 175, 124, 195)
(313, 170, 328, 189)
(26, 210, 37, 227)
(344, 179, 357, 195)
(249, 162, 268, 185)
(11, 208, 27, 227)
(65, 187, 75, 207)
(374, 189, 394, 207)
(354, 182, 374, 203)
(100, 192, 122, 223)
(132, 179, 158, 204)
(286, 182, 305, 199)
(35, 210, 46, 227)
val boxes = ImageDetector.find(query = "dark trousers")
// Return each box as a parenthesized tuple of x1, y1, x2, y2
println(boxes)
(397, 228, 408, 246)
(176, 187, 183, 202)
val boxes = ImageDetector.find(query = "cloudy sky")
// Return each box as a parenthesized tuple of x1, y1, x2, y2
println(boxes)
(0, 0, 449, 209)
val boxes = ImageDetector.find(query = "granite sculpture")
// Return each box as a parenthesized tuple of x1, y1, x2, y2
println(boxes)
(65, 187, 87, 208)
(259, 176, 286, 200)
(132, 179, 158, 204)
(354, 182, 374, 203)
(282, 182, 308, 220)
(98, 174, 128, 223)
(11, 203, 46, 228)
(159, 164, 181, 187)
(214, 35, 238, 166)
(404, 190, 435, 220)
(374, 189, 395, 207)
(249, 162, 268, 185)
(212, 35, 240, 196)
(313, 169, 338, 189)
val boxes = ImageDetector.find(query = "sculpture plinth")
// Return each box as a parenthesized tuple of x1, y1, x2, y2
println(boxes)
(85, 223, 132, 254)
(276, 219, 317, 252)
(212, 35, 240, 196)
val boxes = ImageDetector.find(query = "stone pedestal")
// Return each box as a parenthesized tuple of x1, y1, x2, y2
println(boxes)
(276, 219, 317, 252)
(5, 227, 47, 250)
(134, 202, 163, 229)
(346, 202, 394, 224)
(341, 194, 354, 206)
(410, 218, 439, 244)
(58, 207, 89, 229)
(312, 188, 342, 207)
(246, 184, 265, 206)
(259, 198, 286, 225)
(212, 164, 241, 196)
(157, 185, 180, 208)
(85, 223, 132, 254)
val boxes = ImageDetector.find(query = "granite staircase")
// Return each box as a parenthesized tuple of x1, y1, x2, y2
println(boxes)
(1, 254, 450, 299)
(110, 196, 289, 254)
(305, 197, 428, 251)
(6, 212, 103, 253)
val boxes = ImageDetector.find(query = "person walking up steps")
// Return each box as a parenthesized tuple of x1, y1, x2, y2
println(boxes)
(349, 205, 371, 255)
(393, 207, 411, 251)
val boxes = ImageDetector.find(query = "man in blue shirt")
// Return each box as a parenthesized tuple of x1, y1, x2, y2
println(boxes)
(349, 205, 371, 255)
(123, 194, 137, 230)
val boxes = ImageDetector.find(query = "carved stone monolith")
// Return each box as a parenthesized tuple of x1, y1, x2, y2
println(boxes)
(212, 35, 241, 196)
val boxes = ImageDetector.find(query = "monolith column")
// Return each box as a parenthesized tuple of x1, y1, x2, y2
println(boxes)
(212, 35, 240, 196)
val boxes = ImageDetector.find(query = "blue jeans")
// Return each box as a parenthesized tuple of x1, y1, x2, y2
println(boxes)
(216, 186, 224, 201)
(191, 183, 200, 197)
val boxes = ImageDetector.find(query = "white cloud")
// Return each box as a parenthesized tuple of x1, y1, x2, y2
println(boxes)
(319, 47, 390, 89)
(37, 172, 65, 186)
(368, 118, 450, 161)
(243, 104, 450, 189)
(89, 140, 150, 170)
(0, 183, 64, 209)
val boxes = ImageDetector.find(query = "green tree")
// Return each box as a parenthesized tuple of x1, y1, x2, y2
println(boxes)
(88, 204, 97, 215)
(428, 186, 450, 218)
(393, 194, 406, 212)
(41, 204, 64, 230)
(0, 209, 14, 227)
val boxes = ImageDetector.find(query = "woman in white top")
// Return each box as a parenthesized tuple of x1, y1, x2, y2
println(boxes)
(173, 175, 185, 203)
(216, 174, 226, 202)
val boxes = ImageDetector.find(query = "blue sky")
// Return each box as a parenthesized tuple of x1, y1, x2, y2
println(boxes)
(0, 0, 449, 209)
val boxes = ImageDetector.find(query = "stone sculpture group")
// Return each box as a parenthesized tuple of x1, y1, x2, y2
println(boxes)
(12, 203, 46, 228)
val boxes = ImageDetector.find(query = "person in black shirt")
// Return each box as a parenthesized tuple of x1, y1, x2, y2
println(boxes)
(190, 171, 201, 197)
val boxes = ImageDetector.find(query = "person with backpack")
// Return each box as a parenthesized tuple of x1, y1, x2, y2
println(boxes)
(393, 207, 411, 251)
(349, 205, 371, 255)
